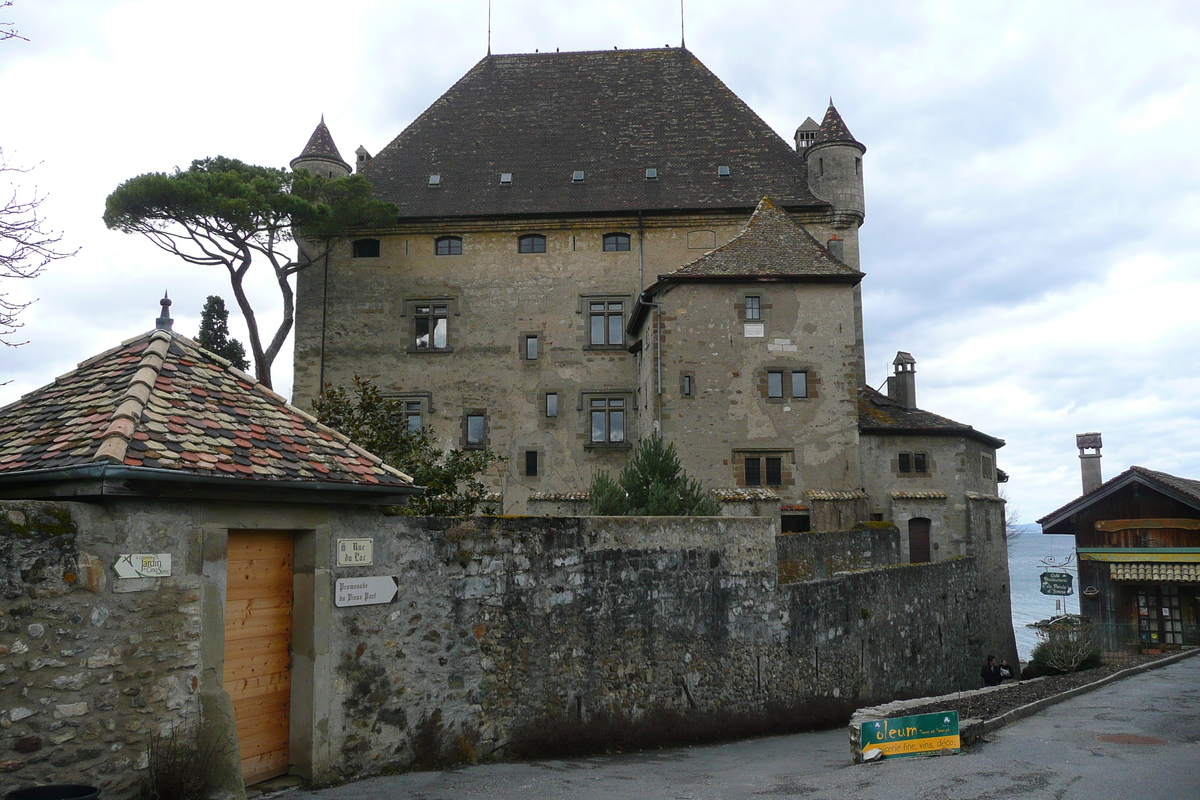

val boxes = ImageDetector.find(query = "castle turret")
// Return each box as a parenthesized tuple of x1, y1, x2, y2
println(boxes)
(290, 116, 352, 178)
(805, 102, 867, 384)
(804, 101, 866, 232)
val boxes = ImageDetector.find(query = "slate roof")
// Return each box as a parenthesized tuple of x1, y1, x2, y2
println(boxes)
(666, 197, 861, 280)
(291, 117, 351, 172)
(812, 102, 864, 150)
(858, 386, 1005, 448)
(0, 329, 415, 496)
(359, 48, 823, 219)
(1037, 466, 1200, 529)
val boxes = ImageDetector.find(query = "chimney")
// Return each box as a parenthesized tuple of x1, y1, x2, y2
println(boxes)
(1077, 432, 1103, 493)
(887, 351, 917, 409)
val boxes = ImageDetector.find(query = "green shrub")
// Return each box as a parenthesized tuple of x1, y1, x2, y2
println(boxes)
(588, 433, 720, 516)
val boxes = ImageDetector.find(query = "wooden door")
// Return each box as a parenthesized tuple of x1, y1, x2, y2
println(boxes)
(224, 531, 294, 785)
(908, 518, 931, 563)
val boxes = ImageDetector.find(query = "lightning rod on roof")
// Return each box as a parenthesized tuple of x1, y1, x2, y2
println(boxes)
(487, 0, 491, 55)
(681, 0, 686, 48)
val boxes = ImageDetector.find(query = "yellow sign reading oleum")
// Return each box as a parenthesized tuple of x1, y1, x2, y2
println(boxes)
(851, 711, 960, 762)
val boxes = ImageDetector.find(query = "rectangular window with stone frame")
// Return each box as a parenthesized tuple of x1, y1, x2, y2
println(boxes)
(736, 450, 792, 487)
(463, 409, 488, 449)
(761, 368, 813, 401)
(405, 297, 457, 353)
(583, 392, 633, 447)
(898, 452, 929, 475)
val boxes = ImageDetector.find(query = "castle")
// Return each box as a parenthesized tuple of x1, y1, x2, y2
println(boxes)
(290, 47, 1007, 567)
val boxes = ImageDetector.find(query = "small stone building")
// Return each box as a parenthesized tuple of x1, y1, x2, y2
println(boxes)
(0, 304, 417, 795)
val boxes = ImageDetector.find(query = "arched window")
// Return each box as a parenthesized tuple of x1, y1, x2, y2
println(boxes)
(351, 238, 380, 258)
(435, 236, 462, 256)
(518, 234, 546, 254)
(602, 232, 631, 252)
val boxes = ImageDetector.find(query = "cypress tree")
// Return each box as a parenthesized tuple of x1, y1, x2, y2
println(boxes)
(196, 295, 249, 370)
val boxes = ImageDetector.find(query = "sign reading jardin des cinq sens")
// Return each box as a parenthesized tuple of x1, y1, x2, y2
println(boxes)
(1040, 571, 1074, 596)
(112, 554, 172, 579)
(337, 538, 373, 566)
(850, 711, 960, 762)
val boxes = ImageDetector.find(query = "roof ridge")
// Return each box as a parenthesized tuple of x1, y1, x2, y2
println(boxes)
(92, 330, 172, 464)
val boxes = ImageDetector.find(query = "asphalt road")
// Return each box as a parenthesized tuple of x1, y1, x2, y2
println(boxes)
(295, 656, 1200, 800)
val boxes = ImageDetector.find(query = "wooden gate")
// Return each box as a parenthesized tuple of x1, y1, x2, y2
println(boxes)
(224, 530, 294, 785)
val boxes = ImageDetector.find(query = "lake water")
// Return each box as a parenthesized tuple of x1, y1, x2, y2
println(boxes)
(1007, 527, 1079, 660)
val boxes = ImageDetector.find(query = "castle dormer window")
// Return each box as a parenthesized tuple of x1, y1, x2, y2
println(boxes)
(428, 174, 441, 187)
(717, 165, 731, 178)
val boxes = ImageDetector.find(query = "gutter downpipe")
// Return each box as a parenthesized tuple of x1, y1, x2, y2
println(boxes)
(640, 298, 664, 429)
(318, 239, 331, 394)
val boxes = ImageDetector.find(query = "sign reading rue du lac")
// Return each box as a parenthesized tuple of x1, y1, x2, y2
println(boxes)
(336, 538, 373, 566)
(334, 576, 398, 608)
(852, 711, 960, 762)
(1040, 571, 1074, 596)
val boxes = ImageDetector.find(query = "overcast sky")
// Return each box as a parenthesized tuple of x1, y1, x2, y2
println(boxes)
(2, 0, 1198, 524)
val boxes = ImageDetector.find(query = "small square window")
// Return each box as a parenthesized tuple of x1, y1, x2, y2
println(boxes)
(524, 335, 539, 360)
(645, 168, 658, 180)
(500, 172, 513, 185)
(717, 165, 731, 178)
(791, 371, 808, 398)
(767, 371, 784, 398)
(682, 374, 693, 396)
(545, 392, 558, 418)
(428, 174, 441, 187)
(899, 453, 912, 473)
(899, 452, 928, 474)
(914, 453, 928, 473)
(982, 453, 994, 480)
(572, 170, 585, 183)
(403, 401, 422, 432)
(525, 450, 539, 477)
(744, 457, 762, 486)
(465, 413, 486, 447)
(745, 295, 761, 321)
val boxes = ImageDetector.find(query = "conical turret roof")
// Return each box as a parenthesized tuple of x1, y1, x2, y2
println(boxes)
(291, 117, 351, 171)
(813, 102, 865, 151)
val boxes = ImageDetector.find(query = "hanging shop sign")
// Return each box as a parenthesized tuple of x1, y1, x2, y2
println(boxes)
(1040, 571, 1074, 596)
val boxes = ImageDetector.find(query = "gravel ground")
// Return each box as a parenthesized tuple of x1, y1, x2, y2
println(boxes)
(896, 654, 1169, 722)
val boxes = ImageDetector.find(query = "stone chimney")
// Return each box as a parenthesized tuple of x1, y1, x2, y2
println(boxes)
(1077, 432, 1103, 493)
(887, 351, 916, 409)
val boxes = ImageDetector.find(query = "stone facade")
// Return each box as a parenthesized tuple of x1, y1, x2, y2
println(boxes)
(0, 500, 1017, 793)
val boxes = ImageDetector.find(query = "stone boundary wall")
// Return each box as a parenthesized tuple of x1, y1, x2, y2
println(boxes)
(776, 524, 902, 582)
(0, 501, 201, 796)
(325, 514, 987, 780)
(0, 502, 1004, 792)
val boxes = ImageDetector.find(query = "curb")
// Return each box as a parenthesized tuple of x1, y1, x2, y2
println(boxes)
(960, 647, 1200, 745)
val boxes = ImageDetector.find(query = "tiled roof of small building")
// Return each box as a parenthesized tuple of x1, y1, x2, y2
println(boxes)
(806, 489, 868, 501)
(360, 48, 822, 218)
(665, 196, 862, 280)
(0, 329, 412, 488)
(813, 103, 864, 150)
(889, 491, 948, 500)
(528, 492, 591, 502)
(858, 386, 1005, 448)
(1111, 563, 1200, 583)
(710, 487, 780, 502)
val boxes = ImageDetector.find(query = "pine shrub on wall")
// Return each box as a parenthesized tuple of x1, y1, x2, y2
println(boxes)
(588, 432, 720, 516)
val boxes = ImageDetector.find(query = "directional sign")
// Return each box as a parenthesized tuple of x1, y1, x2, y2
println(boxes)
(113, 554, 172, 579)
(1040, 571, 1074, 596)
(851, 711, 960, 762)
(335, 576, 399, 608)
